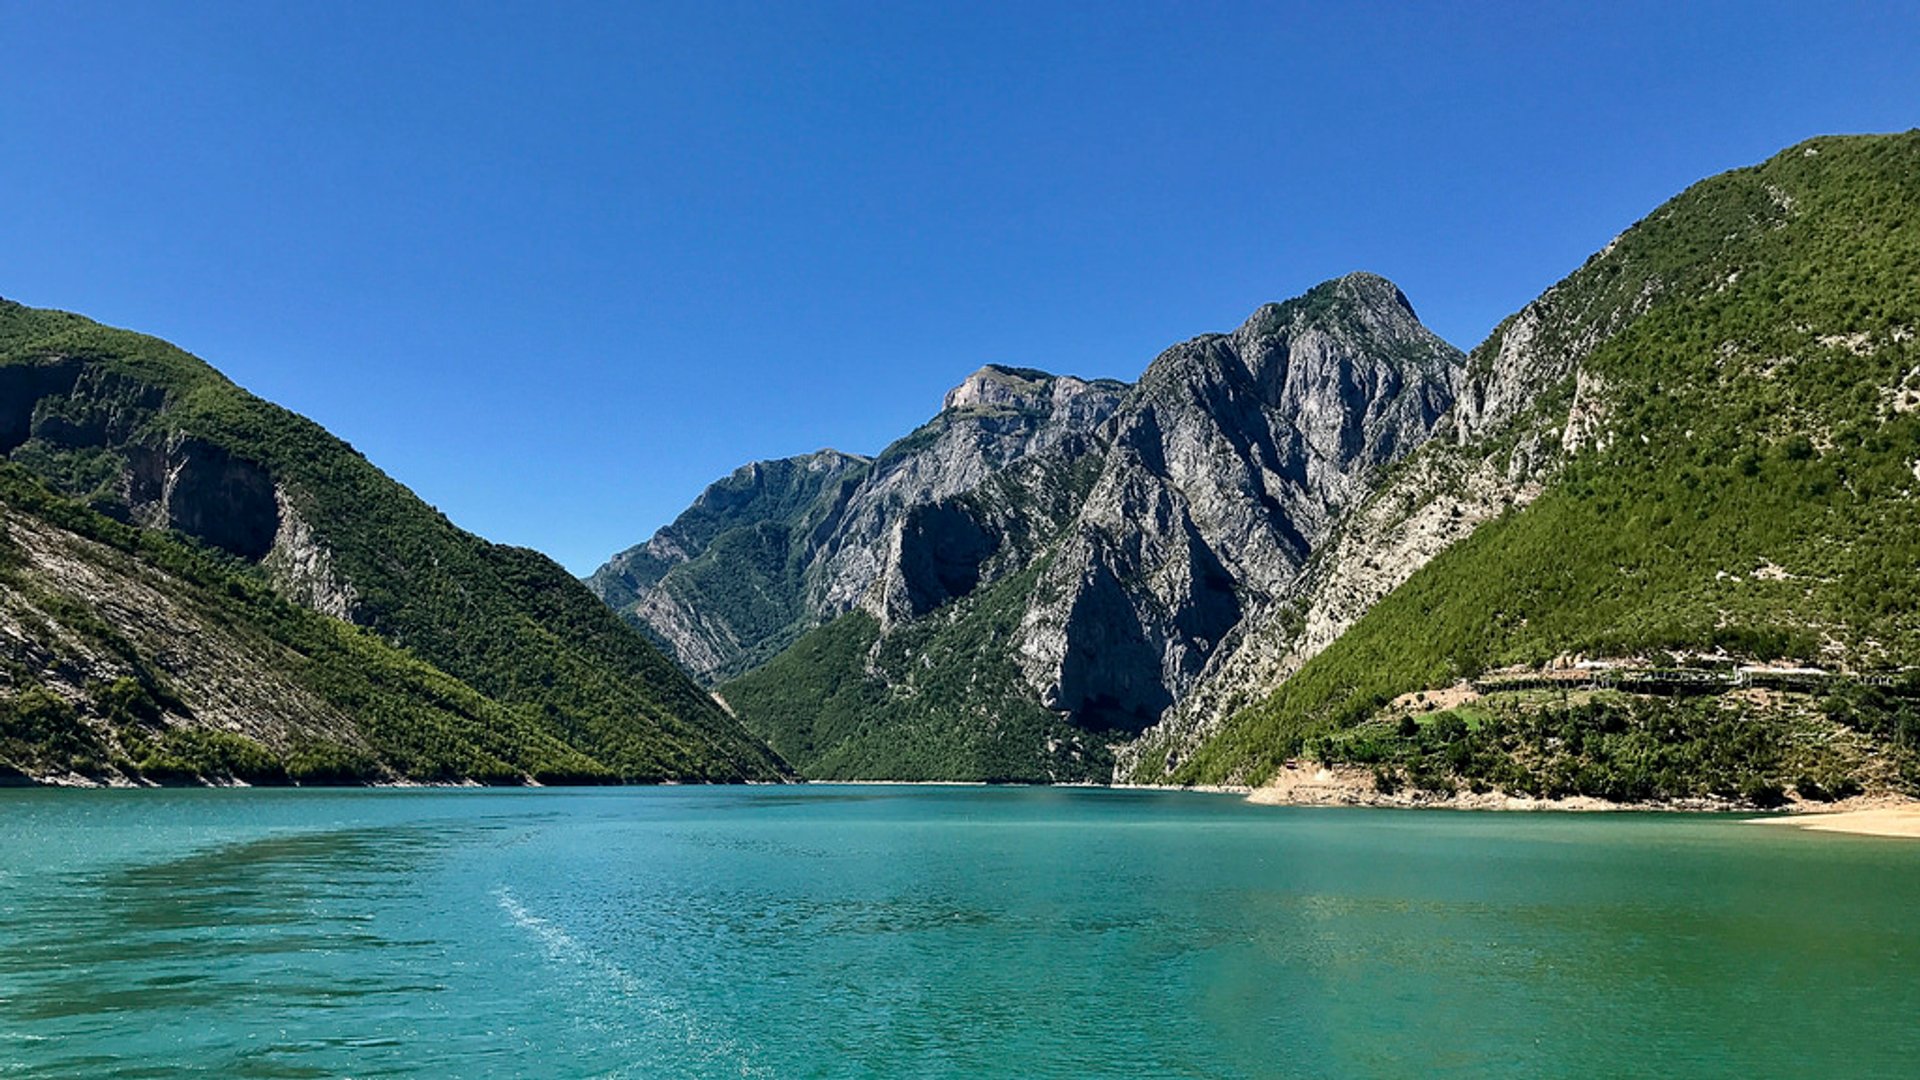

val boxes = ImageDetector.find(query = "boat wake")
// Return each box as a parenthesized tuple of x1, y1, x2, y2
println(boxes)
(494, 885, 767, 1078)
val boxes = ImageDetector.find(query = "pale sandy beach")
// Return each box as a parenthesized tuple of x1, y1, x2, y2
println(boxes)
(1750, 803, 1920, 839)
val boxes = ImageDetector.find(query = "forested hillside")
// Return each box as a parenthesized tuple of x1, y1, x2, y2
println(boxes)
(1165, 132, 1920, 800)
(0, 303, 788, 783)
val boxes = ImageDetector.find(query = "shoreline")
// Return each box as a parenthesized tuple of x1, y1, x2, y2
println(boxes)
(1746, 802, 1920, 839)
(1230, 763, 1920, 826)
(1235, 762, 1741, 812)
(13, 772, 1917, 835)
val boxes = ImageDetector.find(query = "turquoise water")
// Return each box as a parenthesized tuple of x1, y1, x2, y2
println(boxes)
(2, 787, 1918, 1078)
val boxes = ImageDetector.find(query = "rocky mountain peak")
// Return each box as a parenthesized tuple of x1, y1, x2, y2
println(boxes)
(941, 364, 1125, 416)
(1332, 270, 1417, 313)
(593, 273, 1464, 745)
(1017, 274, 1466, 730)
(1234, 271, 1423, 345)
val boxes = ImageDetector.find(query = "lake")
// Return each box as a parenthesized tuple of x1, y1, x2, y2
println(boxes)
(2, 785, 1917, 1077)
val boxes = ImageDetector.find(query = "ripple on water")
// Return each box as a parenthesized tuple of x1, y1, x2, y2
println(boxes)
(4, 788, 1920, 1079)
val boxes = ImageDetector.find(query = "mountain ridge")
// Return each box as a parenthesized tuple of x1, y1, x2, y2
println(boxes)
(615, 270, 1468, 779)
(12, 130, 1918, 803)
(0, 301, 790, 784)
(603, 132, 1920, 805)
(1150, 131, 1920, 802)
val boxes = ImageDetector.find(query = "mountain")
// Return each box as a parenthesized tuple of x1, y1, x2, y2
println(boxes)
(594, 132, 1920, 805)
(1016, 274, 1459, 732)
(586, 448, 873, 682)
(0, 301, 788, 784)
(1145, 132, 1920, 803)
(593, 273, 1465, 780)
(0, 464, 595, 784)
(586, 365, 1130, 683)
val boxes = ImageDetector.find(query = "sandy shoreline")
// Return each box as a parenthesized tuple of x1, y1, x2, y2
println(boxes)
(1239, 763, 1739, 812)
(1235, 764, 1920, 830)
(1747, 803, 1920, 838)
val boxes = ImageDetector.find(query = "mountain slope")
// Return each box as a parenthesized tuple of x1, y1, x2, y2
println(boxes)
(0, 463, 614, 785)
(585, 449, 872, 682)
(587, 366, 1129, 683)
(0, 302, 787, 783)
(1160, 132, 1920, 798)
(672, 274, 1466, 780)
(1018, 274, 1460, 730)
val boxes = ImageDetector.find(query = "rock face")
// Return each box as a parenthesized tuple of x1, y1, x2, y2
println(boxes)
(3, 357, 282, 560)
(261, 490, 360, 622)
(1114, 261, 1667, 779)
(0, 506, 361, 761)
(1018, 274, 1461, 730)
(587, 365, 1129, 683)
(814, 366, 1128, 621)
(589, 273, 1468, 777)
(129, 435, 281, 560)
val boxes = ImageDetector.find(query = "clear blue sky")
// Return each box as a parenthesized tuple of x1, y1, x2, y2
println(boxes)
(3, 2, 1916, 572)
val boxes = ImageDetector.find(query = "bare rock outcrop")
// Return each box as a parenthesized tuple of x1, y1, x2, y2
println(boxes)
(1019, 273, 1463, 731)
(594, 273, 1471, 767)
(1120, 239, 1662, 779)
(588, 367, 1129, 681)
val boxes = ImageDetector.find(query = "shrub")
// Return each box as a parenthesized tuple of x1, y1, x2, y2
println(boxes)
(286, 742, 379, 785)
(1372, 766, 1402, 794)
(1794, 774, 1832, 802)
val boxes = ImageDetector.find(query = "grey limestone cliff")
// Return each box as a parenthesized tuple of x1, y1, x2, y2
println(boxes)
(1118, 244, 1675, 779)
(586, 365, 1129, 683)
(593, 272, 1472, 778)
(1016, 273, 1463, 730)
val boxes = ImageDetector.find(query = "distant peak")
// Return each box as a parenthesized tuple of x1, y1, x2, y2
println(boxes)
(1238, 271, 1419, 339)
(942, 364, 1127, 415)
(1333, 271, 1418, 317)
(801, 447, 871, 466)
(732, 447, 869, 483)
(942, 364, 1057, 412)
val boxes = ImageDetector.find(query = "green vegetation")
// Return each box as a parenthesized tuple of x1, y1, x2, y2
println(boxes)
(0, 463, 630, 783)
(0, 685, 106, 777)
(718, 438, 1122, 782)
(588, 453, 869, 681)
(641, 521, 822, 680)
(1307, 690, 1908, 804)
(723, 563, 1113, 782)
(1175, 133, 1920, 791)
(0, 301, 789, 783)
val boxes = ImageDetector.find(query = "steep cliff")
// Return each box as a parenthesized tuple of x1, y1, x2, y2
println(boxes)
(624, 274, 1465, 779)
(1018, 274, 1460, 731)
(1158, 132, 1920, 801)
(587, 365, 1128, 684)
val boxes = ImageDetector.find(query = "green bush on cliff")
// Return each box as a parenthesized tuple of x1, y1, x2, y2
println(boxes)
(724, 564, 1114, 782)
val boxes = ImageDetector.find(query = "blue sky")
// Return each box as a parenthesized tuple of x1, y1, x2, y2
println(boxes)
(3, 2, 1916, 572)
